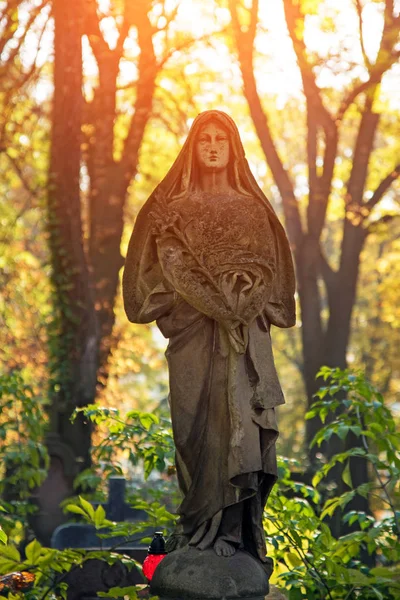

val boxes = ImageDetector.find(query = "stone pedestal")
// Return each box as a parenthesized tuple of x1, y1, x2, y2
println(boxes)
(150, 546, 272, 600)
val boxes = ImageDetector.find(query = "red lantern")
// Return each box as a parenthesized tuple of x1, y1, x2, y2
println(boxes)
(142, 531, 167, 582)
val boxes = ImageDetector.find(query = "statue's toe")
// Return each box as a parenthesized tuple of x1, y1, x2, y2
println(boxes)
(213, 538, 236, 557)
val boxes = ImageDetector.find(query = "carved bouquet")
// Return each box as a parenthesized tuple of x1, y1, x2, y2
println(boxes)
(150, 191, 275, 352)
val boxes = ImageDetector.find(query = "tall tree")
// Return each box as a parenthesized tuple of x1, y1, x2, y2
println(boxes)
(228, 0, 399, 437)
(43, 4, 206, 532)
(228, 0, 400, 527)
(83, 0, 158, 378)
(47, 0, 95, 469)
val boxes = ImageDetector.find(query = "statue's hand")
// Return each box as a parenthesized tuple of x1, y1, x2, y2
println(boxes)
(220, 269, 261, 318)
(226, 322, 248, 354)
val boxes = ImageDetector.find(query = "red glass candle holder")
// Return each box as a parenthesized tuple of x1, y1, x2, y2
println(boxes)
(142, 553, 166, 582)
(142, 531, 167, 583)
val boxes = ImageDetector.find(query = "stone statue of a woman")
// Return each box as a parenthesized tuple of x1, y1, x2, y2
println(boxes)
(123, 110, 295, 568)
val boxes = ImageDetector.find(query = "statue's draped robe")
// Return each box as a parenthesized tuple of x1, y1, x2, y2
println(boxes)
(123, 188, 295, 562)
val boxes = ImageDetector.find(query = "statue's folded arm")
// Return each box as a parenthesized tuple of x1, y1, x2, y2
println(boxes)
(157, 235, 244, 328)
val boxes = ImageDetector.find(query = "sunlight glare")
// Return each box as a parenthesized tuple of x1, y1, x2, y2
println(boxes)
(99, 16, 119, 50)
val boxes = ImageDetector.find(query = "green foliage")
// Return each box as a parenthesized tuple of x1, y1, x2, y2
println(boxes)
(68, 404, 179, 543)
(98, 586, 137, 599)
(0, 529, 7, 546)
(266, 368, 400, 598)
(72, 405, 176, 489)
(0, 369, 398, 599)
(0, 371, 49, 538)
(309, 367, 399, 518)
(0, 404, 177, 599)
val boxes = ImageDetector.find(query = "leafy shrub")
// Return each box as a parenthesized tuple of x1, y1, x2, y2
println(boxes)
(266, 367, 400, 599)
(0, 369, 399, 599)
(0, 371, 49, 541)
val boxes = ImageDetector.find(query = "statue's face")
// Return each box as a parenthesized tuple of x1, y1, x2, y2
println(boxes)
(195, 121, 230, 173)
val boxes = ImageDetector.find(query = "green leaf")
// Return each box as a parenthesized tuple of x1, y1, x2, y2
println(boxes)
(0, 545, 20, 562)
(337, 425, 350, 440)
(321, 497, 341, 519)
(94, 504, 106, 529)
(65, 504, 87, 517)
(0, 530, 7, 546)
(291, 530, 302, 546)
(79, 496, 95, 519)
(286, 552, 302, 567)
(346, 568, 371, 585)
(369, 587, 384, 600)
(288, 588, 304, 600)
(356, 483, 372, 498)
(139, 413, 159, 430)
(370, 566, 396, 577)
(98, 586, 137, 599)
(342, 462, 352, 488)
(25, 539, 42, 564)
(0, 544, 21, 572)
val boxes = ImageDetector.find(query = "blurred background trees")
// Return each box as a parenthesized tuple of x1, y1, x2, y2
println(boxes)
(0, 0, 399, 540)
(227, 0, 400, 530)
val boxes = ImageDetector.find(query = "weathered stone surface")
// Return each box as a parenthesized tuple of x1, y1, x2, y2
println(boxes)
(150, 546, 272, 600)
(123, 109, 296, 564)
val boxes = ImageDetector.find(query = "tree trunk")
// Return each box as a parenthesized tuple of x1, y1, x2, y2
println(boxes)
(87, 13, 158, 379)
(31, 0, 100, 544)
(47, 0, 97, 471)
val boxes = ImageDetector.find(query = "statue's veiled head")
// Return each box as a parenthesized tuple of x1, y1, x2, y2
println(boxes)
(162, 110, 253, 200)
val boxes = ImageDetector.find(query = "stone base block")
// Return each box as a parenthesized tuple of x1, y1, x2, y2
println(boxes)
(150, 546, 272, 600)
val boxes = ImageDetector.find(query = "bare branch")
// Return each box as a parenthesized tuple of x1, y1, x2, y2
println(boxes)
(0, 23, 48, 153)
(248, 0, 259, 42)
(320, 128, 339, 196)
(0, 0, 49, 74)
(0, 0, 21, 56)
(305, 123, 339, 241)
(319, 248, 337, 299)
(157, 28, 227, 69)
(119, 10, 157, 183)
(283, 0, 336, 138)
(283, 0, 339, 241)
(306, 102, 318, 197)
(228, 0, 303, 249)
(346, 96, 380, 207)
(154, 84, 195, 137)
(354, 0, 372, 70)
(365, 164, 400, 211)
(279, 345, 304, 376)
(114, 16, 131, 59)
(337, 0, 400, 122)
(84, 0, 110, 64)
(12, 19, 49, 89)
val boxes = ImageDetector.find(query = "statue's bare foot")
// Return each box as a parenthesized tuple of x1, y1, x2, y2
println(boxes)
(214, 538, 236, 557)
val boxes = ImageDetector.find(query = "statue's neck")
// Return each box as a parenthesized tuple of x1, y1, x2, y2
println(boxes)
(197, 169, 233, 194)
